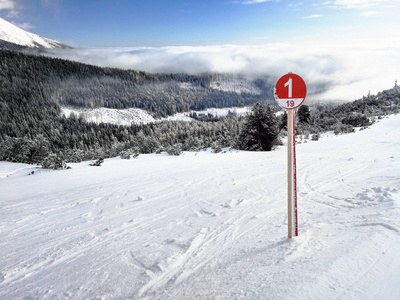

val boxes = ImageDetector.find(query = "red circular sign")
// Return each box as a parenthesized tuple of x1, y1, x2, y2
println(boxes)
(274, 73, 307, 110)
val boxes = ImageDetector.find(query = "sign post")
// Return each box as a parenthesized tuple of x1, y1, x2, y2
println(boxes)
(274, 73, 306, 238)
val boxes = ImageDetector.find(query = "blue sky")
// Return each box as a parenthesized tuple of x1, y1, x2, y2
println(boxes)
(0, 0, 398, 47)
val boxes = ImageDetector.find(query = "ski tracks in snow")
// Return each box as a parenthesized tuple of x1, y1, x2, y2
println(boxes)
(136, 162, 287, 298)
(290, 118, 400, 299)
(2, 116, 400, 299)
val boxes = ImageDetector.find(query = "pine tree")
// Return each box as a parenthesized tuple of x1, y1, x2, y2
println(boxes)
(237, 103, 279, 151)
(297, 105, 310, 124)
(279, 111, 288, 131)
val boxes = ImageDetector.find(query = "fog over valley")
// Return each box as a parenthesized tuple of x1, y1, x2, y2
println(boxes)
(48, 39, 400, 102)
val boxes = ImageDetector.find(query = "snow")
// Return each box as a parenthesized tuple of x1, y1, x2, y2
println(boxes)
(163, 107, 250, 122)
(210, 78, 262, 95)
(1, 115, 399, 299)
(61, 106, 250, 125)
(0, 17, 62, 49)
(61, 107, 156, 125)
(192, 107, 250, 117)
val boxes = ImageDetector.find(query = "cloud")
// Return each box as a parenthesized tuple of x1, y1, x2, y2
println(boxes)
(303, 14, 323, 19)
(361, 10, 379, 16)
(0, 0, 15, 10)
(48, 40, 400, 102)
(251, 36, 272, 40)
(0, 0, 22, 20)
(41, 0, 61, 9)
(329, 0, 388, 9)
(39, 0, 62, 15)
(288, 2, 304, 7)
(0, 0, 21, 19)
(12, 21, 35, 29)
(239, 0, 276, 5)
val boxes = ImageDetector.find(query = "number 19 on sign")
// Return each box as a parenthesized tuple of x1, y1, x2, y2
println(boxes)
(274, 73, 307, 238)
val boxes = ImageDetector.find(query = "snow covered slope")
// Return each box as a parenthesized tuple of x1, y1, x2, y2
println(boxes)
(0, 115, 399, 299)
(0, 17, 64, 49)
(62, 107, 157, 125)
(61, 106, 250, 125)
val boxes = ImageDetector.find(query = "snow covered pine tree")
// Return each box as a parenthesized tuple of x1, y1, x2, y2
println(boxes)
(237, 103, 279, 151)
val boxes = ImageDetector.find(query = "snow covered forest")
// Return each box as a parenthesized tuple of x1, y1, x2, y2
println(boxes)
(1, 48, 399, 166)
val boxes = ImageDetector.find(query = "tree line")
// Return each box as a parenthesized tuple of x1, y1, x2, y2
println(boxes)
(0, 49, 273, 117)
(0, 47, 399, 168)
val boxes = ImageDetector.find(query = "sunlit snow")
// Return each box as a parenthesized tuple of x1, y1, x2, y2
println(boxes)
(0, 17, 62, 49)
(1, 115, 399, 299)
(61, 107, 156, 126)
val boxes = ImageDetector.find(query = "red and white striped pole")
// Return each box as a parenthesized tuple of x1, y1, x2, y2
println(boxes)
(293, 110, 298, 237)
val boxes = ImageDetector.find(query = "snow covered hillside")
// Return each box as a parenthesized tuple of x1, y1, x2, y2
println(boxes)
(61, 107, 157, 126)
(1, 115, 399, 299)
(0, 17, 64, 49)
(61, 106, 250, 125)
(210, 77, 262, 95)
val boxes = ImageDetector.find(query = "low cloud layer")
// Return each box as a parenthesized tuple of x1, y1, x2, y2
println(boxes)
(49, 40, 400, 102)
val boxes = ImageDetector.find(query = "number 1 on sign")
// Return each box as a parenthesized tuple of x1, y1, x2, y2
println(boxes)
(285, 77, 292, 98)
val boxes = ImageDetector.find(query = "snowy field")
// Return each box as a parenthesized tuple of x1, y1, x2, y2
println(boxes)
(1, 115, 399, 299)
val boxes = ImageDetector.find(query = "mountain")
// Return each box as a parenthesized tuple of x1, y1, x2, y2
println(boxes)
(0, 49, 272, 118)
(0, 17, 66, 49)
(1, 46, 399, 164)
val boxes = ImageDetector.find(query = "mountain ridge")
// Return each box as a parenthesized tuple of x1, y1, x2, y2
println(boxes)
(0, 17, 68, 49)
